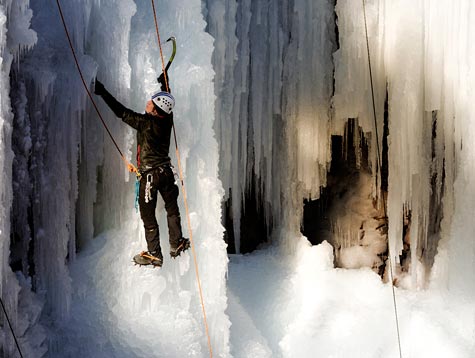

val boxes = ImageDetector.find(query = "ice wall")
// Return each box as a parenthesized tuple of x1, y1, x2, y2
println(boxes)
(333, 0, 385, 199)
(334, 0, 475, 291)
(207, 0, 474, 293)
(427, 0, 475, 296)
(0, 3, 18, 355)
(206, 0, 337, 252)
(206, 0, 282, 252)
(123, 1, 231, 355)
(3, 0, 229, 356)
(82, 0, 137, 239)
(282, 0, 337, 244)
(0, 1, 43, 356)
(16, 0, 99, 322)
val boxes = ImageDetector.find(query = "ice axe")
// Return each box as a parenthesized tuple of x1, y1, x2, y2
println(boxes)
(157, 36, 176, 87)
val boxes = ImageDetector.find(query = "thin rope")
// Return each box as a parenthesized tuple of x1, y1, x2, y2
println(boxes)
(150, 2, 213, 357)
(0, 296, 24, 358)
(362, 1, 403, 357)
(151, 0, 169, 92)
(54, 0, 139, 176)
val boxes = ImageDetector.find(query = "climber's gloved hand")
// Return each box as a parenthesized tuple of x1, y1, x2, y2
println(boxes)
(94, 78, 105, 95)
(157, 71, 170, 92)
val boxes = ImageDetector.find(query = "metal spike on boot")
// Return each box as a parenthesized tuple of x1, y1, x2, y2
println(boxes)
(170, 238, 190, 258)
(133, 251, 163, 267)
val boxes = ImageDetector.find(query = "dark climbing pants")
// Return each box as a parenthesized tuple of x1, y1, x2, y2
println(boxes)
(139, 165, 183, 255)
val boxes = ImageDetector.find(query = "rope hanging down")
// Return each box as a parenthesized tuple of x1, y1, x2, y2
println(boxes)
(0, 296, 24, 358)
(54, 0, 139, 176)
(362, 1, 403, 358)
(150, 1, 213, 357)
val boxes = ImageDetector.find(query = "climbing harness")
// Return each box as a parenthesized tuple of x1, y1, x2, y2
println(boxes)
(171, 165, 179, 182)
(54, 0, 140, 179)
(0, 296, 24, 358)
(150, 1, 213, 357)
(144, 173, 153, 203)
(362, 1, 403, 357)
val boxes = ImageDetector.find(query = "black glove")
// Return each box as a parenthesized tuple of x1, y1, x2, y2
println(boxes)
(93, 79, 126, 118)
(94, 78, 106, 95)
(157, 72, 171, 92)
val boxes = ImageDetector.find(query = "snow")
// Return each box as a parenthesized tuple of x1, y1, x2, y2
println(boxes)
(228, 240, 475, 357)
(48, 222, 211, 357)
(36, 229, 475, 357)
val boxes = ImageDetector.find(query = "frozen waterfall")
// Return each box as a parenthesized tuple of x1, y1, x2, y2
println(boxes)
(2, 0, 228, 356)
(0, 0, 474, 357)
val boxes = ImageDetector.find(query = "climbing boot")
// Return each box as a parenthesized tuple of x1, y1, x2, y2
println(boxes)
(133, 251, 163, 267)
(170, 238, 190, 258)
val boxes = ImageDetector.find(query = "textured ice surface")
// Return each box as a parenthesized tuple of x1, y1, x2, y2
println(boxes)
(228, 240, 475, 357)
(333, 0, 475, 293)
(3, 0, 229, 356)
(206, 0, 337, 251)
(0, 1, 45, 357)
(48, 224, 217, 357)
(1, 0, 475, 357)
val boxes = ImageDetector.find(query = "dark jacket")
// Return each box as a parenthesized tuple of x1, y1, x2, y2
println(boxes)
(98, 87, 173, 173)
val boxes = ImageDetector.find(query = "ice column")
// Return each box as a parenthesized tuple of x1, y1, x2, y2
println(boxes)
(204, 0, 240, 249)
(0, 4, 17, 355)
(206, 0, 337, 251)
(153, 1, 231, 353)
(0, 0, 41, 356)
(384, 0, 474, 287)
(431, 0, 475, 297)
(334, 0, 475, 289)
(106, 0, 231, 354)
(282, 0, 337, 241)
(15, 0, 96, 320)
(333, 0, 386, 203)
(83, 0, 137, 238)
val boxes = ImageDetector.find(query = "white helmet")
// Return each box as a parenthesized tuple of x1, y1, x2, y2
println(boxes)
(151, 91, 175, 114)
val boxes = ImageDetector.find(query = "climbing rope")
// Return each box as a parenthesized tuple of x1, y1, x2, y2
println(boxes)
(151, 0, 170, 92)
(54, 0, 139, 177)
(150, 1, 213, 357)
(0, 296, 24, 358)
(362, 1, 403, 357)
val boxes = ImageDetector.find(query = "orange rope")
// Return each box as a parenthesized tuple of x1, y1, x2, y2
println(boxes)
(150, 2, 213, 357)
(151, 0, 169, 92)
(55, 0, 139, 177)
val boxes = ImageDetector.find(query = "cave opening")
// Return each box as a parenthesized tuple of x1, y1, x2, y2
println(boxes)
(223, 173, 272, 255)
(301, 116, 388, 273)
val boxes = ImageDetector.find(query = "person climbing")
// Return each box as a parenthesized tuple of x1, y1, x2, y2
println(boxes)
(94, 73, 190, 267)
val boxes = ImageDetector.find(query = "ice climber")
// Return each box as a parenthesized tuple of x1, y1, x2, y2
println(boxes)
(94, 74, 190, 267)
